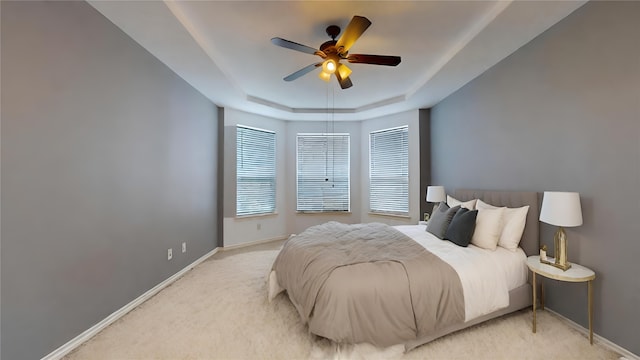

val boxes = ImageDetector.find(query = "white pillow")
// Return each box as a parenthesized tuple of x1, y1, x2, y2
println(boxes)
(476, 199, 530, 251)
(447, 195, 477, 210)
(471, 207, 505, 250)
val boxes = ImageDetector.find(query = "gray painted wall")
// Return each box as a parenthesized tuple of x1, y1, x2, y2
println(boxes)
(431, 1, 639, 355)
(419, 109, 431, 219)
(1, 2, 219, 359)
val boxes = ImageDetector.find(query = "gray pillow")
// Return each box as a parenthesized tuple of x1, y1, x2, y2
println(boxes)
(426, 202, 461, 239)
(445, 208, 478, 247)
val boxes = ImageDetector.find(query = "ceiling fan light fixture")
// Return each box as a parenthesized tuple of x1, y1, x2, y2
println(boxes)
(322, 59, 337, 74)
(318, 70, 331, 82)
(337, 63, 352, 80)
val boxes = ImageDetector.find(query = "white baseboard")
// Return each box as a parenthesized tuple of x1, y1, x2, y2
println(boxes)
(546, 309, 639, 360)
(222, 235, 289, 251)
(42, 247, 220, 360)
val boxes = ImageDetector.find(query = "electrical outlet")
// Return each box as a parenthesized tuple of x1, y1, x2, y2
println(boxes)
(167, 248, 173, 260)
(182, 242, 186, 253)
(257, 223, 261, 230)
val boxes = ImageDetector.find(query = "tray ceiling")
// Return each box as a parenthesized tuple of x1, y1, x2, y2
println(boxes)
(88, 1, 586, 121)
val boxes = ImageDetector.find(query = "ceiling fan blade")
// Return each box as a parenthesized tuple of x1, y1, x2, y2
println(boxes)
(283, 63, 322, 81)
(335, 70, 353, 89)
(335, 16, 371, 53)
(347, 54, 401, 66)
(271, 37, 318, 55)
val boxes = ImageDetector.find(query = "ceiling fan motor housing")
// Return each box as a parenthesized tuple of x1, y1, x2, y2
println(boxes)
(320, 40, 342, 56)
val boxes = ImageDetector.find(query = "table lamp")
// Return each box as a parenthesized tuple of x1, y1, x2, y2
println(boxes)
(425, 186, 446, 220)
(539, 191, 583, 271)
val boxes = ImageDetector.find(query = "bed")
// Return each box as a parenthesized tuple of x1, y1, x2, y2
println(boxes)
(268, 190, 539, 351)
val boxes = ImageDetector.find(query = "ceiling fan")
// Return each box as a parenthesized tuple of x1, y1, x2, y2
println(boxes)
(271, 15, 401, 89)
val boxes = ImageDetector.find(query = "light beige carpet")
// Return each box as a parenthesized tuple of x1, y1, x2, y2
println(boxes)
(66, 248, 620, 360)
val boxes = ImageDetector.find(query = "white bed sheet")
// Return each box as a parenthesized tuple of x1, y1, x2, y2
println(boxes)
(395, 224, 528, 322)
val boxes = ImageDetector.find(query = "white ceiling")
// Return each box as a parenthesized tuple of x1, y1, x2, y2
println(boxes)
(88, 1, 587, 121)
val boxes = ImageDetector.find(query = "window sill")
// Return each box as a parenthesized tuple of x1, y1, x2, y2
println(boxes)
(296, 211, 352, 215)
(368, 212, 411, 219)
(235, 212, 278, 220)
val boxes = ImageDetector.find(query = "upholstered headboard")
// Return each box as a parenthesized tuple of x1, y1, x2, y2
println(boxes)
(454, 190, 539, 256)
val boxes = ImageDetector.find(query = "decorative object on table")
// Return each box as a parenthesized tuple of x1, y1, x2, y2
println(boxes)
(540, 245, 548, 261)
(426, 185, 446, 216)
(539, 191, 583, 271)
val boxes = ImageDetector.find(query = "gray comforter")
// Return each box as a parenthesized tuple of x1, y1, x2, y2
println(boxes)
(271, 221, 465, 347)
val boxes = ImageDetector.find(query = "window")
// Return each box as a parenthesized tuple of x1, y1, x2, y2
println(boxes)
(369, 126, 409, 215)
(297, 133, 350, 212)
(236, 125, 276, 216)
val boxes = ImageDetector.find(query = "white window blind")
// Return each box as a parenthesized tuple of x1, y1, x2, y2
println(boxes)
(297, 134, 350, 212)
(236, 125, 276, 216)
(369, 126, 409, 215)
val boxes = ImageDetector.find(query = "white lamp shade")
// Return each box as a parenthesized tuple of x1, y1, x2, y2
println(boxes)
(426, 186, 446, 203)
(539, 191, 583, 227)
